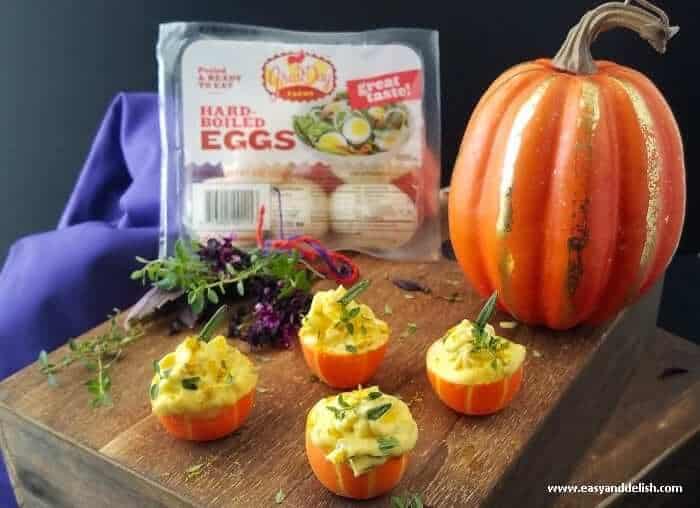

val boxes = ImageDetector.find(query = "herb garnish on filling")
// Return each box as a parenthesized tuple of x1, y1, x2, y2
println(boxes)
(469, 292, 509, 370)
(334, 280, 371, 337)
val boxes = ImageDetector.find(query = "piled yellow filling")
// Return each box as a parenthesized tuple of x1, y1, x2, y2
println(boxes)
(426, 321, 526, 385)
(307, 386, 418, 476)
(299, 286, 389, 354)
(150, 335, 257, 417)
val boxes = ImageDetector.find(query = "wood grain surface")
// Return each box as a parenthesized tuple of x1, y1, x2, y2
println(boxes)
(0, 255, 679, 507)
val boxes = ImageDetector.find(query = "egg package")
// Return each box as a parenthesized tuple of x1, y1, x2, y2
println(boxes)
(158, 23, 441, 260)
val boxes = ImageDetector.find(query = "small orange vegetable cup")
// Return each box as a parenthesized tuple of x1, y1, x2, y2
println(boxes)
(427, 363, 523, 415)
(158, 390, 255, 441)
(305, 431, 408, 500)
(301, 341, 388, 389)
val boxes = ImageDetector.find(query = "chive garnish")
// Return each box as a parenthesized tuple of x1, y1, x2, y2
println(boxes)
(366, 403, 392, 420)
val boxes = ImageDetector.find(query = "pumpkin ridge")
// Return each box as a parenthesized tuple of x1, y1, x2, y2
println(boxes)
(541, 76, 588, 327)
(450, 70, 550, 299)
(587, 74, 648, 323)
(604, 66, 686, 293)
(480, 75, 557, 314)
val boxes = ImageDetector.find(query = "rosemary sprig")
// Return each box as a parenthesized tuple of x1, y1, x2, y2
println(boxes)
(335, 279, 370, 336)
(37, 310, 143, 408)
(473, 291, 498, 339)
(198, 305, 229, 343)
(338, 279, 371, 306)
(470, 292, 509, 370)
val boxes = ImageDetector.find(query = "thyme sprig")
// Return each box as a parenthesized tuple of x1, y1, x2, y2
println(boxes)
(37, 310, 143, 408)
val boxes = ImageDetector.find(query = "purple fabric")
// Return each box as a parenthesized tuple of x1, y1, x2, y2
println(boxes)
(0, 93, 161, 507)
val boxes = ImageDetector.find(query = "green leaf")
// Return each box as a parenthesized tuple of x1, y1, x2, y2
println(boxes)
(401, 323, 418, 339)
(130, 270, 144, 280)
(152, 360, 160, 375)
(191, 292, 205, 315)
(345, 322, 354, 336)
(175, 239, 188, 261)
(474, 291, 499, 333)
(47, 374, 58, 388)
(326, 406, 344, 420)
(275, 488, 286, 504)
(366, 403, 392, 421)
(199, 305, 228, 343)
(236, 279, 245, 296)
(182, 377, 200, 390)
(135, 256, 150, 264)
(347, 307, 361, 319)
(337, 395, 351, 408)
(38, 350, 49, 367)
(338, 280, 371, 306)
(345, 344, 357, 353)
(150, 383, 159, 400)
(377, 435, 400, 455)
(156, 273, 177, 290)
(207, 288, 219, 304)
(367, 391, 383, 400)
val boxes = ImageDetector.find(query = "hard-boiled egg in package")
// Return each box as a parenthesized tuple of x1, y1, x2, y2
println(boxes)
(158, 22, 441, 260)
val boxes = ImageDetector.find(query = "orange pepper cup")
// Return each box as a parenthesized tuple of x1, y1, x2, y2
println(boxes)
(426, 361, 524, 416)
(157, 389, 256, 441)
(305, 426, 408, 500)
(301, 340, 388, 389)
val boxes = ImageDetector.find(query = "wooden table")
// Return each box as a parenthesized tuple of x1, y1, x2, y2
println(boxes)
(0, 255, 696, 507)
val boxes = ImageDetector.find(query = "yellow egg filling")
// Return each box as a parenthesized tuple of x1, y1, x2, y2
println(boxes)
(150, 335, 258, 417)
(299, 286, 389, 355)
(307, 386, 418, 476)
(426, 321, 526, 385)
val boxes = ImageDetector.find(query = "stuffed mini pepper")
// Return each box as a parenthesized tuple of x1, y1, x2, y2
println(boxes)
(427, 293, 525, 415)
(299, 281, 389, 388)
(150, 307, 258, 441)
(306, 386, 417, 499)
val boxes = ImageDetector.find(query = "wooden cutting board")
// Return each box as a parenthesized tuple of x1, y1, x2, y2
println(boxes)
(0, 255, 674, 507)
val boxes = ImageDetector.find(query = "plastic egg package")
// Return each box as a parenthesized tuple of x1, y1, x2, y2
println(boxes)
(158, 22, 441, 260)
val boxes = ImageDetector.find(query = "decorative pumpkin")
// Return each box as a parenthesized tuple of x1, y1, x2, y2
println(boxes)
(449, 0, 685, 329)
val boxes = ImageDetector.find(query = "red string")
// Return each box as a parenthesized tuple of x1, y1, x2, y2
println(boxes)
(255, 206, 359, 286)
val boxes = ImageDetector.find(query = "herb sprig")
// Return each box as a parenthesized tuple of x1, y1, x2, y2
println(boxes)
(470, 292, 509, 370)
(335, 279, 370, 336)
(131, 240, 313, 315)
(38, 310, 143, 408)
(391, 493, 424, 508)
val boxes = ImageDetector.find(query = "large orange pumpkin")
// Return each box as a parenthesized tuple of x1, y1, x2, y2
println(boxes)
(449, 0, 685, 329)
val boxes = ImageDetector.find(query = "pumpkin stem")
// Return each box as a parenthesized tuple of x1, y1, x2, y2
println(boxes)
(552, 0, 679, 75)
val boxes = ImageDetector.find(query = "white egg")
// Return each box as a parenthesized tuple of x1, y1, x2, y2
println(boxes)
(329, 183, 418, 249)
(341, 116, 372, 146)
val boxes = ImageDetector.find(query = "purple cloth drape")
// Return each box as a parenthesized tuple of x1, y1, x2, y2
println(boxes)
(0, 93, 161, 506)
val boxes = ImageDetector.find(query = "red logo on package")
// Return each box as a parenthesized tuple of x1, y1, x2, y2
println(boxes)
(262, 51, 336, 102)
(347, 70, 422, 109)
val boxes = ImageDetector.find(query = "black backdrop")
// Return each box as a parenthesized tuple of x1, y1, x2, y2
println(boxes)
(0, 0, 697, 259)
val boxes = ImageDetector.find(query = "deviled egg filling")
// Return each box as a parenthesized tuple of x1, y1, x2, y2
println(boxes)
(299, 286, 389, 355)
(426, 321, 526, 385)
(150, 335, 257, 417)
(307, 386, 418, 476)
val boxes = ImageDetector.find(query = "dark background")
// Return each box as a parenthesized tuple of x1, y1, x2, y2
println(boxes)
(0, 0, 697, 338)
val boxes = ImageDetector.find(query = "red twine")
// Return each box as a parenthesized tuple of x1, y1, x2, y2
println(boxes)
(255, 205, 359, 286)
